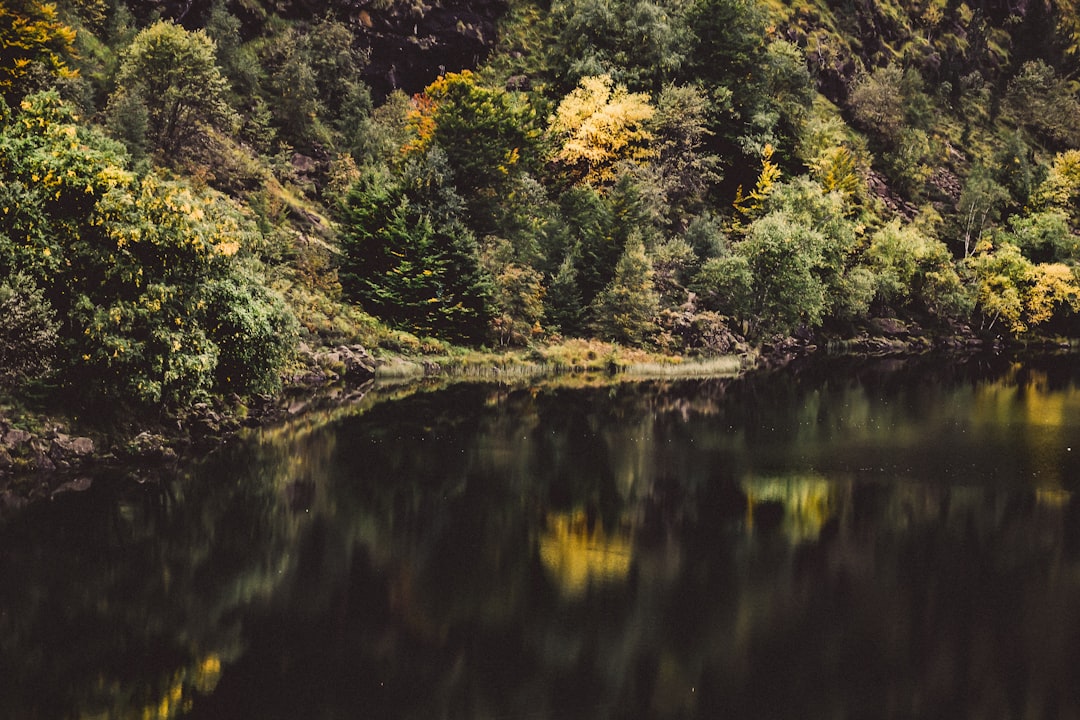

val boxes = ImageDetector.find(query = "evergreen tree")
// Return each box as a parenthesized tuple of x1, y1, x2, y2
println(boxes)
(590, 235, 660, 345)
(337, 170, 494, 342)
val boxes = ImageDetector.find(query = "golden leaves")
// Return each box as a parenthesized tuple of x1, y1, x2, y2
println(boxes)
(548, 74, 656, 186)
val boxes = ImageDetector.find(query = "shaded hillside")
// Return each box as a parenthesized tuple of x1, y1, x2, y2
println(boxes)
(124, 0, 508, 97)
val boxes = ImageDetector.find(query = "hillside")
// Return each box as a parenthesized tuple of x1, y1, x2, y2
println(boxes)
(5, 0, 1080, 420)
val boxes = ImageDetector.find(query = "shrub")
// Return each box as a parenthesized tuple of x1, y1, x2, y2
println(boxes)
(0, 272, 58, 389)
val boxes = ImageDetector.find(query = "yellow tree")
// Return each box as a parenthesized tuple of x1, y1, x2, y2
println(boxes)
(1026, 263, 1080, 327)
(732, 142, 781, 222)
(548, 74, 656, 186)
(0, 0, 77, 103)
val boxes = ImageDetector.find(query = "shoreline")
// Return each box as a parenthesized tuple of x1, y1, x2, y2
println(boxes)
(0, 327, 1069, 518)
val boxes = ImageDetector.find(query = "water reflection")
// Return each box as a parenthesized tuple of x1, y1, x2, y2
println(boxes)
(5, 354, 1080, 718)
(538, 511, 634, 597)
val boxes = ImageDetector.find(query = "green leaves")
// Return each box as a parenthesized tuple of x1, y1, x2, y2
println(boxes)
(0, 93, 295, 408)
(337, 165, 495, 343)
(589, 235, 660, 344)
(0, 272, 57, 389)
(107, 21, 236, 160)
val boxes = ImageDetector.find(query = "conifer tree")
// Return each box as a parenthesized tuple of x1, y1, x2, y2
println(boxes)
(590, 235, 660, 345)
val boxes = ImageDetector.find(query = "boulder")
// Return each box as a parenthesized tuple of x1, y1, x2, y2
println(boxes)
(48, 433, 95, 471)
(2, 428, 32, 450)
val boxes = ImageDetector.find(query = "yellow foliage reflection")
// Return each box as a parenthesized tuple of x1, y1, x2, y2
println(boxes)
(743, 475, 836, 541)
(538, 511, 633, 597)
(119, 652, 224, 720)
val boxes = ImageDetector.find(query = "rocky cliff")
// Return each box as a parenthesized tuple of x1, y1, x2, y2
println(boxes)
(129, 0, 508, 98)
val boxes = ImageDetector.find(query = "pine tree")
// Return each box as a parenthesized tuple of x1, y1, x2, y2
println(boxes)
(589, 235, 660, 345)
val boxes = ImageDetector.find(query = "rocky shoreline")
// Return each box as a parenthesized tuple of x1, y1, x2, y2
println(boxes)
(0, 325, 1068, 517)
(0, 343, 380, 515)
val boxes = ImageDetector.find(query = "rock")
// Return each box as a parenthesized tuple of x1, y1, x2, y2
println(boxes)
(129, 431, 180, 463)
(49, 433, 95, 462)
(2, 428, 32, 450)
(336, 344, 377, 380)
(505, 74, 531, 91)
(357, 0, 510, 98)
(307, 344, 376, 384)
(868, 317, 911, 337)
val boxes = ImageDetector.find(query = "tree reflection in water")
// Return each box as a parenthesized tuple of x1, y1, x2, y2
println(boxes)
(4, 353, 1080, 718)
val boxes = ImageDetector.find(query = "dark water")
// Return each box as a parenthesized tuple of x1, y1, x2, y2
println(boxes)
(6, 354, 1080, 719)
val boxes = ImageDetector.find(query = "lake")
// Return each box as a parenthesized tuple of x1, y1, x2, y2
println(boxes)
(4, 353, 1080, 719)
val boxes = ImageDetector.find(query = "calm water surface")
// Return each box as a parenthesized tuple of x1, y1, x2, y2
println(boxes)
(5, 354, 1080, 719)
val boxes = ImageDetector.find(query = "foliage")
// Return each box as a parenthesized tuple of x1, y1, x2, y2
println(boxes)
(106, 21, 236, 161)
(0, 92, 295, 407)
(648, 83, 723, 220)
(483, 237, 546, 346)
(15, 0, 1080, 417)
(1001, 210, 1079, 263)
(405, 71, 539, 236)
(0, 271, 58, 388)
(732, 143, 782, 222)
(548, 74, 656, 186)
(252, 17, 371, 154)
(1031, 149, 1080, 226)
(956, 167, 1010, 257)
(1004, 60, 1080, 148)
(964, 241, 1080, 333)
(203, 271, 297, 394)
(336, 164, 495, 343)
(589, 235, 660, 345)
(548, 0, 688, 91)
(848, 65, 907, 142)
(0, 0, 77, 104)
(865, 221, 970, 320)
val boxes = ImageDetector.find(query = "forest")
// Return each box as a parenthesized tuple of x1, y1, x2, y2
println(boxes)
(6, 0, 1080, 413)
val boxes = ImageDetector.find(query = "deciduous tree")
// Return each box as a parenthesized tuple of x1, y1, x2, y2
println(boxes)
(106, 21, 235, 159)
(548, 74, 656, 186)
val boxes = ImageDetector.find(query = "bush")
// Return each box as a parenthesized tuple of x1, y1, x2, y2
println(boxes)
(0, 272, 58, 389)
(205, 273, 298, 395)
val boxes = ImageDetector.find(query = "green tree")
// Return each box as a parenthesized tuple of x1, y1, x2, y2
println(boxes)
(254, 18, 372, 153)
(734, 211, 828, 336)
(589, 235, 660, 345)
(963, 241, 1034, 333)
(957, 166, 1010, 257)
(1031, 149, 1080, 226)
(963, 241, 1080, 334)
(546, 184, 618, 311)
(0, 92, 295, 406)
(483, 237, 545, 346)
(545, 252, 586, 335)
(848, 65, 907, 142)
(406, 71, 539, 235)
(203, 271, 297, 394)
(1004, 60, 1080, 147)
(649, 83, 723, 221)
(106, 21, 236, 159)
(1002, 210, 1079, 263)
(763, 178, 869, 320)
(337, 167, 494, 342)
(865, 220, 969, 320)
(549, 0, 688, 91)
(0, 271, 57, 389)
